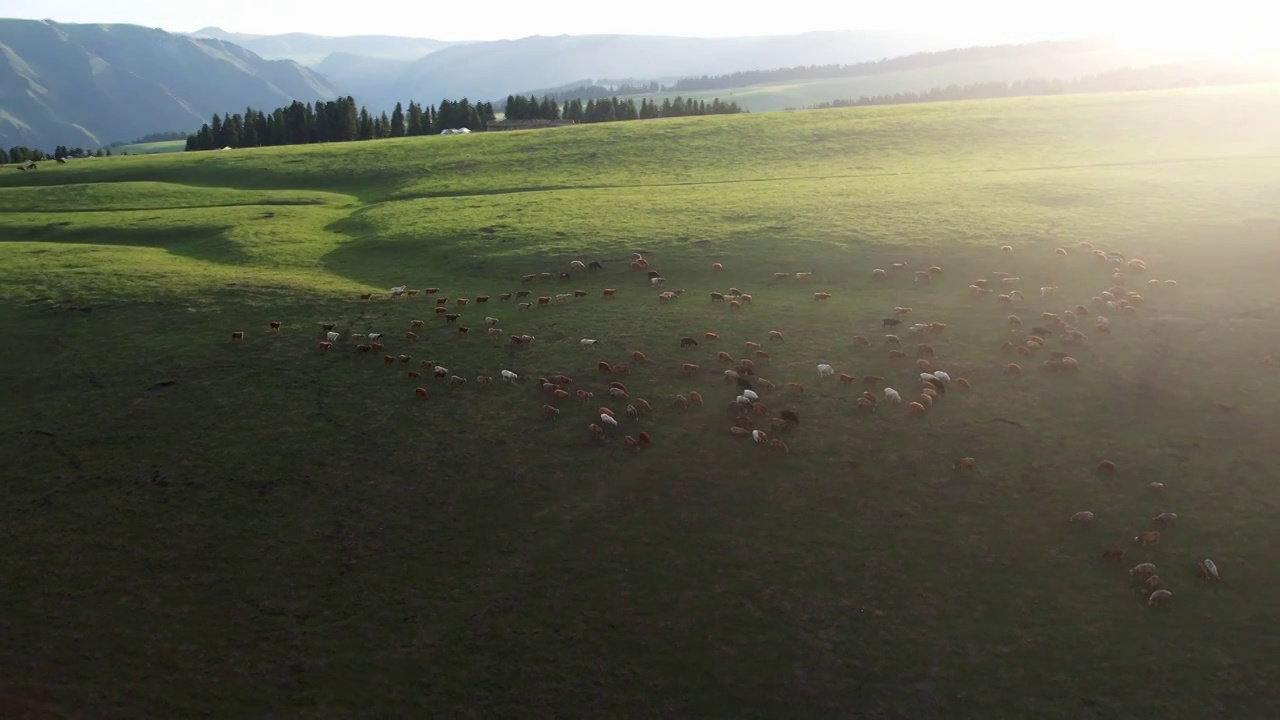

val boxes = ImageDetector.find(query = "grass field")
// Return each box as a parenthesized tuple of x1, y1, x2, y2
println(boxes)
(3, 84, 1280, 718)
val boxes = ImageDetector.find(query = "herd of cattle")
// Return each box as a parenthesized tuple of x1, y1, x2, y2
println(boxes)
(227, 242, 1225, 608)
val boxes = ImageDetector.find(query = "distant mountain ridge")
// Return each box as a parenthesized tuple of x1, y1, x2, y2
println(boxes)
(350, 29, 957, 111)
(0, 19, 337, 149)
(187, 26, 460, 66)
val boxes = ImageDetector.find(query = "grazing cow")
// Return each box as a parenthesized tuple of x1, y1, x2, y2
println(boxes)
(589, 261, 603, 270)
(711, 292, 725, 302)
(457, 326, 469, 335)
(704, 332, 719, 341)
(681, 363, 699, 374)
(437, 297, 449, 305)
(1136, 527, 1167, 543)
(445, 313, 460, 323)
(603, 289, 617, 298)
(537, 296, 551, 305)
(680, 337, 699, 348)
(780, 410, 800, 425)
(574, 290, 588, 298)
(516, 290, 531, 298)
(415, 387, 429, 398)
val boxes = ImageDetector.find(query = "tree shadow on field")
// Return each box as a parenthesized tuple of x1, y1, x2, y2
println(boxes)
(319, 212, 481, 285)
(1, 223, 249, 265)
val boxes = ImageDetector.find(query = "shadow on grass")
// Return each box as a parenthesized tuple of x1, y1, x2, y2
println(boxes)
(0, 223, 250, 265)
(0, 164, 396, 204)
(0, 198, 329, 215)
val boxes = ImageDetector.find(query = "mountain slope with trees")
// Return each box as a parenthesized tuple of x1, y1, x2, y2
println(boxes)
(0, 19, 337, 149)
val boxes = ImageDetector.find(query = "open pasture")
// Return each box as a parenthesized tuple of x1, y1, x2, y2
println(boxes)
(3, 86, 1280, 718)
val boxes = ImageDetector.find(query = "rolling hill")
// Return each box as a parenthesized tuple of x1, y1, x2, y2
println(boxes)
(603, 42, 1214, 112)
(187, 26, 459, 66)
(0, 19, 337, 150)
(2, 86, 1280, 717)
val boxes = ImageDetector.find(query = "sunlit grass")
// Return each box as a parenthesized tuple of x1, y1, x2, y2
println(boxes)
(2, 85, 1280, 718)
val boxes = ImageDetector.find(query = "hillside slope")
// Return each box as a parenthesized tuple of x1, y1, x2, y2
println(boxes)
(0, 19, 337, 149)
(2, 87, 1280, 718)
(359, 30, 950, 110)
(606, 42, 1184, 112)
(187, 26, 458, 66)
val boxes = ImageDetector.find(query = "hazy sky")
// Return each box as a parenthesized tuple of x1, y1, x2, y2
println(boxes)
(2, 0, 1264, 50)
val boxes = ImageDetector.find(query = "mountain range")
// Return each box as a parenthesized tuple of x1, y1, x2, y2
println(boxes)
(1, 19, 335, 150)
(187, 26, 461, 66)
(349, 30, 955, 110)
(3, 19, 1221, 152)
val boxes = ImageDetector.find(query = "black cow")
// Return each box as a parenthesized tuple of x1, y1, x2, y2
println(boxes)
(680, 337, 698, 348)
(780, 410, 800, 425)
(882, 318, 902, 327)
(588, 260, 603, 270)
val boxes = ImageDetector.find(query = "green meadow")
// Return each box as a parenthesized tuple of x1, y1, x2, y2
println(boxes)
(3, 84, 1280, 718)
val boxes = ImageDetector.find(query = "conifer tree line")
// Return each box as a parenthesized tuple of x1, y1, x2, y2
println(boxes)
(182, 92, 745, 151)
(184, 96, 499, 151)
(2, 145, 109, 164)
(502, 94, 743, 122)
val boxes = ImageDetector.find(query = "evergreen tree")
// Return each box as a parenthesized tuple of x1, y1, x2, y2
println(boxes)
(406, 101, 424, 135)
(391, 102, 406, 137)
(358, 107, 374, 140)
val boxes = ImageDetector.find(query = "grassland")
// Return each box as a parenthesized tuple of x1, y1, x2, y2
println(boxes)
(3, 84, 1280, 718)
